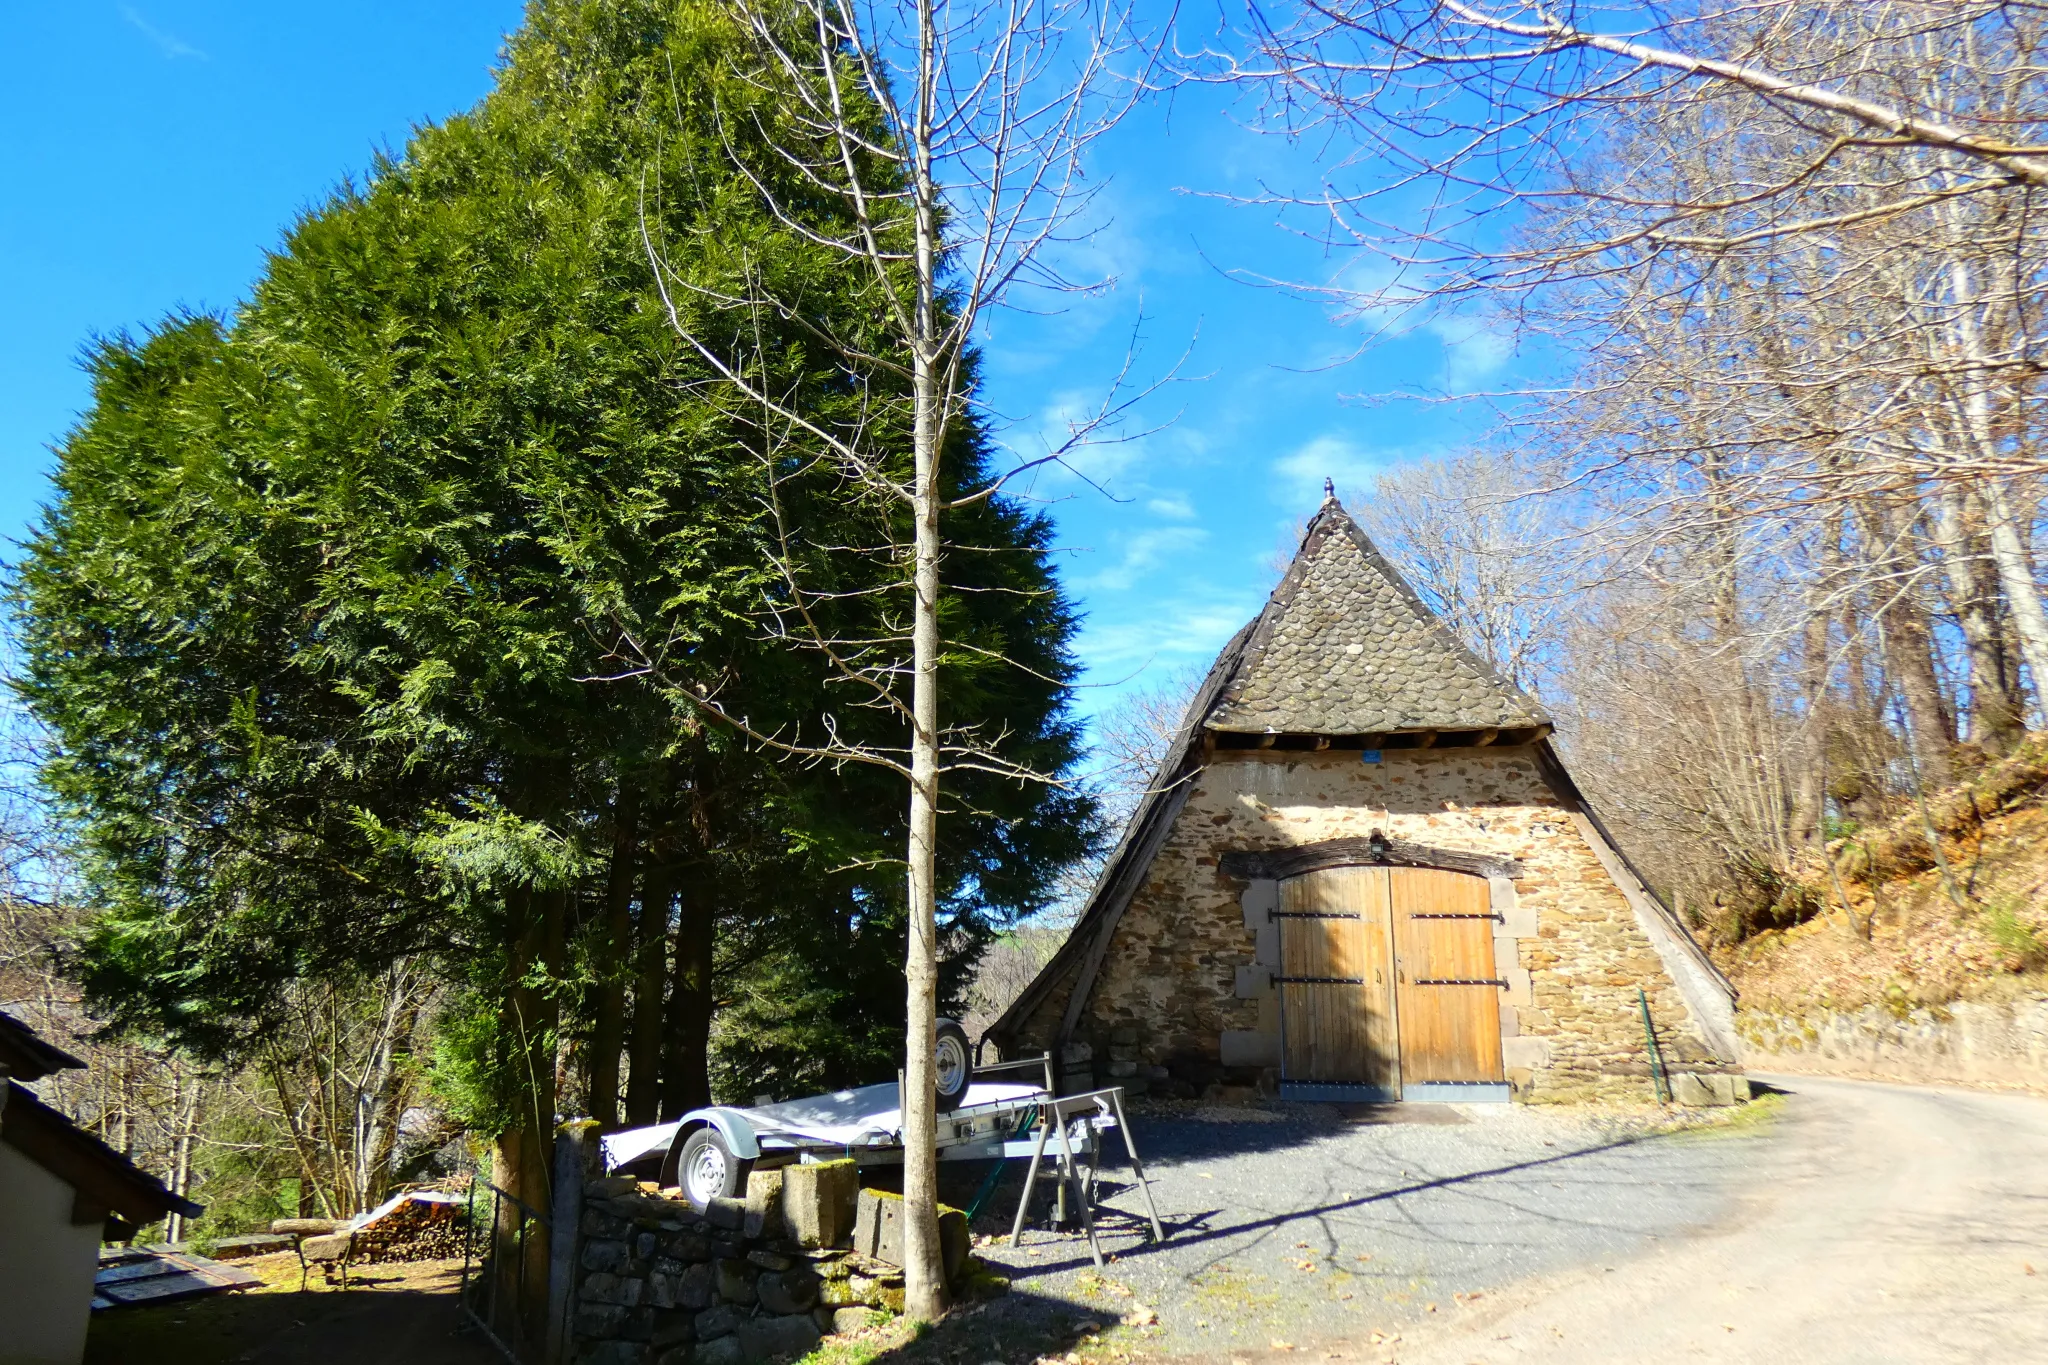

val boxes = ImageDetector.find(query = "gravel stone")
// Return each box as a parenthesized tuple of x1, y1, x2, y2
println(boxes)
(975, 1102, 1762, 1357)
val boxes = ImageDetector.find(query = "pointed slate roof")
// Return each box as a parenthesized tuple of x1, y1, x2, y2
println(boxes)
(1205, 497, 1550, 736)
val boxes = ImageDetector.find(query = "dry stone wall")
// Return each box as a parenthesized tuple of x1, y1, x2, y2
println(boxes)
(1015, 747, 1738, 1103)
(571, 1169, 902, 1365)
(1741, 993, 2048, 1094)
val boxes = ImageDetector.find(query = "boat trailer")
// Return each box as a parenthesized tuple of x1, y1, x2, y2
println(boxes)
(599, 1053, 1164, 1266)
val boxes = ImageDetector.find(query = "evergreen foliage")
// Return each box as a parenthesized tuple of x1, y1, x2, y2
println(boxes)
(15, 0, 1094, 1123)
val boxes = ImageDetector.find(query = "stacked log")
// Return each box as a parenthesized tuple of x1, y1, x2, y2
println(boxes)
(350, 1195, 470, 1264)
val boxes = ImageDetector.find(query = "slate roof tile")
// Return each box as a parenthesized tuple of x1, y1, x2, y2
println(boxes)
(1205, 500, 1550, 735)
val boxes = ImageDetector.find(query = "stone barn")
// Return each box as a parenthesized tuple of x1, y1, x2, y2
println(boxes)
(987, 494, 1743, 1104)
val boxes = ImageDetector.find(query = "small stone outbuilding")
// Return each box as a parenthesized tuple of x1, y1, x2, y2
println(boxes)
(988, 495, 1742, 1104)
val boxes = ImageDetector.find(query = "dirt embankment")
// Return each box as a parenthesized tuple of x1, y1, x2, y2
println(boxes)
(1720, 739, 2048, 1092)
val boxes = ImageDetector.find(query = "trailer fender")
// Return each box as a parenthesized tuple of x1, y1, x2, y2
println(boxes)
(658, 1108, 761, 1188)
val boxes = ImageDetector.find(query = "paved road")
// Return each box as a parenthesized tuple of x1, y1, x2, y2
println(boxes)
(1384, 1075, 2048, 1365)
(972, 1099, 1765, 1357)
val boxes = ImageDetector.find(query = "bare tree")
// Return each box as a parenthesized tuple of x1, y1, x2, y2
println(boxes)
(1345, 449, 1582, 696)
(627, 0, 1159, 1316)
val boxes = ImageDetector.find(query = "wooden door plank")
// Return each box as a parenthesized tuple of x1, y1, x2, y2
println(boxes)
(1277, 868, 1396, 1085)
(1392, 868, 1503, 1083)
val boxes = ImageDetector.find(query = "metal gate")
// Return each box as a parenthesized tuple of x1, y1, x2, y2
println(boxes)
(460, 1178, 553, 1363)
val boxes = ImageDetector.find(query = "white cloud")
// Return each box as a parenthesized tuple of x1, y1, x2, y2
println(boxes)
(1074, 591, 1261, 683)
(1426, 316, 1515, 389)
(1271, 433, 1392, 507)
(121, 5, 207, 60)
(1145, 492, 1195, 519)
(1076, 525, 1209, 592)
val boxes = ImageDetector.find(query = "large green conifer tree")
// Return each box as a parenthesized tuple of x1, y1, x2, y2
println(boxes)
(18, 0, 1092, 1222)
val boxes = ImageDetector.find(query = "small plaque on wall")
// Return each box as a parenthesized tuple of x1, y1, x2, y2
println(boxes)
(1360, 749, 1382, 764)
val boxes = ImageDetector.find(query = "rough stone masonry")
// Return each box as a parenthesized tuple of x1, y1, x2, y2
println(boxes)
(569, 1162, 952, 1365)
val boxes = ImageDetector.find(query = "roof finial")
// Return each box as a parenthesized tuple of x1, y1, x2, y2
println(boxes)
(1322, 476, 1338, 507)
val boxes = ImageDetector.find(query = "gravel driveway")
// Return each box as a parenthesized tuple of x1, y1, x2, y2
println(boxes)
(966, 1099, 1768, 1357)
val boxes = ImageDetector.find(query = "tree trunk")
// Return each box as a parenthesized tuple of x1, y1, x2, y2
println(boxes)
(1930, 489, 2026, 754)
(1862, 498, 1954, 789)
(902, 0, 948, 1314)
(660, 877, 715, 1118)
(1789, 507, 1846, 848)
(590, 784, 640, 1127)
(626, 863, 674, 1126)
(494, 884, 564, 1345)
(498, 886, 564, 1206)
(1983, 479, 2048, 719)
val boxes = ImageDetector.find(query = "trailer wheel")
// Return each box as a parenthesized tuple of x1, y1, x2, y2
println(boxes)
(677, 1127, 752, 1205)
(935, 1018, 973, 1111)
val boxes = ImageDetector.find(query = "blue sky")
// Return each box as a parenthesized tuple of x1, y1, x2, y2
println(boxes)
(1, 2, 1510, 720)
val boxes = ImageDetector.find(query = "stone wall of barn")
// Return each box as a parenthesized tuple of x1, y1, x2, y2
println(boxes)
(1010, 746, 1740, 1103)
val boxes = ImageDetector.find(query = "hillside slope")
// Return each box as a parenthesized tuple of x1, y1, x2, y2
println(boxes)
(1719, 737, 2048, 1090)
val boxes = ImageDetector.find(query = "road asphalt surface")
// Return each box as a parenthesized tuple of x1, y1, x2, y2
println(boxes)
(1382, 1074, 2048, 1365)
(974, 1076, 2048, 1365)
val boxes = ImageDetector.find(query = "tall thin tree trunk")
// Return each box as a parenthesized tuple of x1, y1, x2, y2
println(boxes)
(660, 878, 715, 1118)
(1863, 498, 1954, 788)
(1790, 507, 1846, 848)
(902, 0, 948, 1316)
(1930, 489, 2026, 753)
(494, 884, 564, 1343)
(591, 783, 640, 1127)
(1983, 479, 2048, 718)
(626, 863, 674, 1126)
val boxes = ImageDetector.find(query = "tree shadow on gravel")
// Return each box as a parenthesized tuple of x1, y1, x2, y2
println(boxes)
(987, 1127, 1673, 1279)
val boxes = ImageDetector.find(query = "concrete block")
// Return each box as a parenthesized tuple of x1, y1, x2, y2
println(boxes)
(1255, 922, 1280, 966)
(782, 1159, 858, 1248)
(852, 1188, 904, 1266)
(736, 1313, 823, 1362)
(704, 1197, 745, 1231)
(1220, 1029, 1280, 1068)
(1106, 1059, 1138, 1078)
(1491, 876, 1537, 935)
(1502, 966, 1534, 1006)
(850, 1189, 967, 1279)
(1233, 964, 1272, 999)
(1241, 879, 1277, 930)
(1501, 1036, 1552, 1069)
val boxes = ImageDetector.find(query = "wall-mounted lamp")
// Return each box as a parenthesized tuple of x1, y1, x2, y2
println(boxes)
(1367, 829, 1391, 862)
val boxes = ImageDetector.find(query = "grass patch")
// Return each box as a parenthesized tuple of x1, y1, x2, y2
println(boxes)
(1982, 897, 2048, 970)
(792, 1314, 912, 1365)
(1661, 1090, 1789, 1140)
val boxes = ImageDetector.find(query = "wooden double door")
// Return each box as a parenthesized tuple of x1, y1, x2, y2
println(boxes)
(1277, 866, 1504, 1097)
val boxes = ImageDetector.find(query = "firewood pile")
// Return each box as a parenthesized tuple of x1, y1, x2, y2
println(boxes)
(349, 1192, 471, 1264)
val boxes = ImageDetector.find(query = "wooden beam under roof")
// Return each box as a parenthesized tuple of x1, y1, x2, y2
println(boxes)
(1207, 723, 1550, 752)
